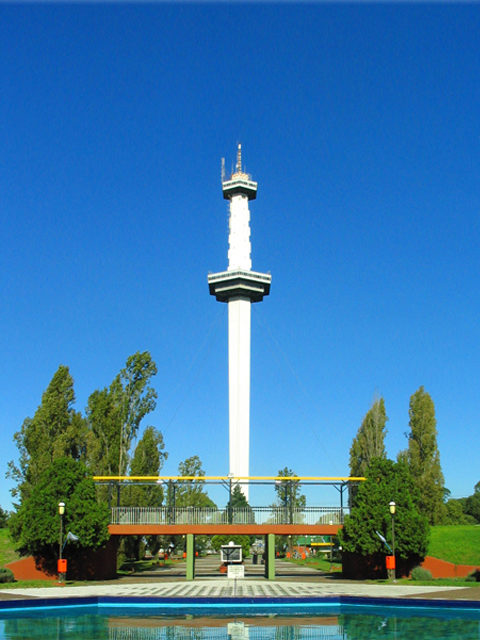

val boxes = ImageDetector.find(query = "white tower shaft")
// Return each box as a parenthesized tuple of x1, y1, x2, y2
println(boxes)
(228, 194, 251, 271)
(228, 296, 251, 493)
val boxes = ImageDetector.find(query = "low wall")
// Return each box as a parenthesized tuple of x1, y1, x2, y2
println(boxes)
(6, 556, 56, 582)
(421, 555, 479, 578)
(6, 538, 118, 582)
(342, 552, 478, 579)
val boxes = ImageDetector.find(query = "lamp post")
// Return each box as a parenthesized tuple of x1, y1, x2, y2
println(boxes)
(58, 502, 66, 583)
(389, 501, 396, 581)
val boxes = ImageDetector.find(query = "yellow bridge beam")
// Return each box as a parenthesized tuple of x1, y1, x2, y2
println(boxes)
(93, 475, 366, 482)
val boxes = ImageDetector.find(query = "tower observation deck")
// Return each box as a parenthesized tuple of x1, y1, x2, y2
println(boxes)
(208, 144, 271, 499)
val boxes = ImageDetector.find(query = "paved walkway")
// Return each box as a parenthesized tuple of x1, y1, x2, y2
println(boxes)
(0, 579, 469, 601)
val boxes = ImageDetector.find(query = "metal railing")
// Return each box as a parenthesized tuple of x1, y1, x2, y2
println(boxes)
(109, 624, 344, 640)
(109, 625, 344, 640)
(111, 506, 348, 526)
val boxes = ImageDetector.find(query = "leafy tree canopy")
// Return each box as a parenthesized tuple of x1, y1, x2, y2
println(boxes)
(462, 481, 480, 524)
(126, 426, 168, 503)
(8, 365, 87, 502)
(176, 456, 215, 508)
(402, 386, 445, 525)
(86, 352, 158, 476)
(228, 485, 250, 509)
(444, 498, 476, 525)
(10, 458, 110, 566)
(339, 458, 429, 569)
(0, 507, 9, 528)
(122, 426, 168, 560)
(274, 467, 306, 510)
(211, 534, 251, 558)
(349, 397, 387, 478)
(225, 485, 255, 524)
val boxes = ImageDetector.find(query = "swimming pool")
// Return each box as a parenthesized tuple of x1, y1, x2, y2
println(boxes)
(1, 597, 480, 639)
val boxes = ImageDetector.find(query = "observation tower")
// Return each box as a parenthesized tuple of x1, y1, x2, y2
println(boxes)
(208, 144, 271, 499)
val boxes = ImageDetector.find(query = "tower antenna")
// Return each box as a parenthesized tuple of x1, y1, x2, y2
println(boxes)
(236, 143, 242, 173)
(221, 157, 225, 183)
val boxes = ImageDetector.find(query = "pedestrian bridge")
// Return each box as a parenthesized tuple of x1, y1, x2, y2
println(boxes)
(94, 475, 361, 529)
(94, 475, 363, 578)
(108, 505, 347, 538)
(111, 505, 347, 526)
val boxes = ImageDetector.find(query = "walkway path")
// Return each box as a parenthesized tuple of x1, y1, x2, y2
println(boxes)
(0, 579, 468, 601)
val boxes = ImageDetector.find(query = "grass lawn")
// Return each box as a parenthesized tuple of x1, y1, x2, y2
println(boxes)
(286, 555, 342, 574)
(0, 529, 20, 567)
(429, 526, 480, 566)
(286, 526, 480, 584)
(369, 577, 476, 587)
(117, 558, 173, 575)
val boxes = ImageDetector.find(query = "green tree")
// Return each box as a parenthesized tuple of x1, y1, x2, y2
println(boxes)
(128, 427, 167, 500)
(8, 366, 87, 501)
(122, 426, 167, 559)
(10, 458, 109, 573)
(211, 534, 251, 559)
(464, 482, 480, 523)
(402, 386, 445, 525)
(225, 485, 255, 524)
(176, 456, 215, 508)
(273, 467, 306, 553)
(339, 458, 429, 578)
(444, 498, 475, 525)
(274, 467, 306, 520)
(349, 398, 387, 478)
(171, 456, 215, 555)
(228, 485, 251, 509)
(85, 386, 121, 477)
(0, 507, 9, 528)
(86, 352, 158, 477)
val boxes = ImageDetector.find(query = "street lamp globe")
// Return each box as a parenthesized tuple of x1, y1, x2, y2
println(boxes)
(389, 501, 396, 515)
(58, 502, 65, 515)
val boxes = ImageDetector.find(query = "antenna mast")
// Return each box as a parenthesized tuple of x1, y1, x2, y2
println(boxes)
(236, 143, 242, 173)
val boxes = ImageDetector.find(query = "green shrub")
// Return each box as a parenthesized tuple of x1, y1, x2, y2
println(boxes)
(117, 550, 127, 570)
(466, 569, 480, 582)
(0, 567, 14, 583)
(411, 566, 432, 581)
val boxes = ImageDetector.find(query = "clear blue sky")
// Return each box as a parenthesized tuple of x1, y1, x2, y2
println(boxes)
(2, 4, 479, 510)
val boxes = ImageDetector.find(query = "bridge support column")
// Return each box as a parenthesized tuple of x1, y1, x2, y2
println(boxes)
(186, 534, 195, 580)
(264, 533, 275, 581)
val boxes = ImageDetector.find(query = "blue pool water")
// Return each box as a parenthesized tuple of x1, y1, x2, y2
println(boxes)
(1, 601, 480, 639)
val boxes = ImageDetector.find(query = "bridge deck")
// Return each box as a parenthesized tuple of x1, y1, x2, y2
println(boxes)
(109, 523, 342, 535)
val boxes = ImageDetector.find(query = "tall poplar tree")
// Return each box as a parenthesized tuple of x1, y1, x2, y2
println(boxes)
(123, 426, 167, 559)
(86, 352, 158, 476)
(8, 365, 87, 502)
(402, 386, 445, 524)
(349, 398, 388, 478)
(339, 458, 429, 578)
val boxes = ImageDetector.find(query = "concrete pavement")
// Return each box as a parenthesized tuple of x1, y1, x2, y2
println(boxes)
(0, 556, 474, 602)
(0, 579, 470, 602)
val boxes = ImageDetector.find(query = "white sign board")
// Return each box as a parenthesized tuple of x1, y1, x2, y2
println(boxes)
(228, 564, 245, 579)
(221, 544, 242, 563)
(228, 621, 249, 639)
